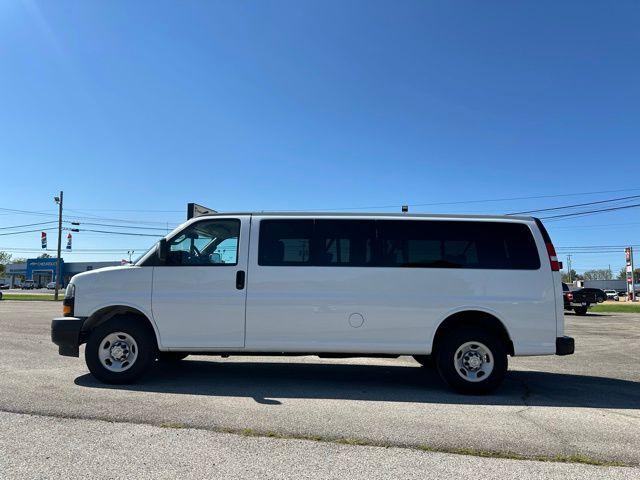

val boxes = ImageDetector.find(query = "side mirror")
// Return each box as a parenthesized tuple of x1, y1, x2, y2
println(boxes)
(157, 238, 168, 263)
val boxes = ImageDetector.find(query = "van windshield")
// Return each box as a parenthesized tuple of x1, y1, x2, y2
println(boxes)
(134, 242, 160, 266)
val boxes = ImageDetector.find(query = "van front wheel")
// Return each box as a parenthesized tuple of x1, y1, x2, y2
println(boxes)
(85, 316, 156, 384)
(435, 328, 507, 394)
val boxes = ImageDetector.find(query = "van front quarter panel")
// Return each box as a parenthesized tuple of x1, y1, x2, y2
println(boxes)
(72, 266, 155, 334)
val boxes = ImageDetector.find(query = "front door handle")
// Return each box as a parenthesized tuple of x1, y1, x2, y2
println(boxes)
(236, 270, 245, 290)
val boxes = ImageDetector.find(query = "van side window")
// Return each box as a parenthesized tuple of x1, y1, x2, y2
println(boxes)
(376, 220, 539, 270)
(258, 220, 313, 266)
(258, 219, 539, 270)
(314, 220, 375, 266)
(166, 219, 240, 266)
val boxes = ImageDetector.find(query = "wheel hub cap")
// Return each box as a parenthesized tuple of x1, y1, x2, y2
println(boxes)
(98, 332, 139, 373)
(463, 351, 483, 370)
(109, 341, 130, 361)
(453, 341, 494, 383)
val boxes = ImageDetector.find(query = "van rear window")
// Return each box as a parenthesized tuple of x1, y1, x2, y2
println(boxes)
(258, 219, 540, 270)
(376, 220, 540, 270)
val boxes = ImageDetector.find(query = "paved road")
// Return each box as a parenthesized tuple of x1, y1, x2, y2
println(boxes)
(1, 410, 636, 480)
(1, 301, 639, 476)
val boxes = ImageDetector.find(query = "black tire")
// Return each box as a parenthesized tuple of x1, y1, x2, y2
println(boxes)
(85, 315, 157, 384)
(413, 354, 434, 368)
(157, 352, 189, 362)
(435, 327, 507, 394)
(574, 306, 588, 316)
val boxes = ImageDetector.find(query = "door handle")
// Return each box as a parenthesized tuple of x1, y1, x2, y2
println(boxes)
(236, 270, 246, 290)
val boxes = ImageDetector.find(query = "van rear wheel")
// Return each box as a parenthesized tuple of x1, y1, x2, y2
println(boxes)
(435, 327, 507, 394)
(85, 316, 156, 384)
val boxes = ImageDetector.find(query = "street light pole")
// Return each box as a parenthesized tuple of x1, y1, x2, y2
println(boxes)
(54, 191, 63, 301)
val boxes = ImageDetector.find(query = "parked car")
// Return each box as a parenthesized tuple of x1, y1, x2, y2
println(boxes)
(604, 289, 619, 301)
(51, 213, 574, 394)
(46, 282, 56, 290)
(21, 280, 35, 290)
(0, 283, 10, 290)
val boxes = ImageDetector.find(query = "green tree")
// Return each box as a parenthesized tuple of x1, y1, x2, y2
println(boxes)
(583, 268, 613, 281)
(618, 267, 627, 280)
(562, 268, 580, 283)
(561, 269, 582, 283)
(0, 251, 11, 276)
(38, 253, 52, 259)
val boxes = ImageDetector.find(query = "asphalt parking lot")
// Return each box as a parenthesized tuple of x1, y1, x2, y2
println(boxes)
(1, 301, 639, 478)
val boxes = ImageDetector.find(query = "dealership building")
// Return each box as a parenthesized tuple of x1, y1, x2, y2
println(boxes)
(4, 258, 120, 288)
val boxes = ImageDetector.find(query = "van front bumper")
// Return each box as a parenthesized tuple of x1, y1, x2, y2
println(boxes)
(51, 317, 85, 357)
(556, 336, 575, 356)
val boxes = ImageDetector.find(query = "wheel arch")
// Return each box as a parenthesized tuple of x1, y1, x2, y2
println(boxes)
(82, 305, 161, 349)
(431, 309, 514, 356)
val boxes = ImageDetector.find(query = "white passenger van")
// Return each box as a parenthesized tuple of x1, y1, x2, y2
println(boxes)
(52, 213, 574, 394)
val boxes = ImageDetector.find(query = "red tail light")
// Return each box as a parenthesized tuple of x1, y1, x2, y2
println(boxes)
(546, 242, 560, 271)
(534, 219, 561, 272)
(566, 292, 573, 301)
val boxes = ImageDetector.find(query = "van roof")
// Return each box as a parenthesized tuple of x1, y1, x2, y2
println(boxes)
(193, 212, 536, 222)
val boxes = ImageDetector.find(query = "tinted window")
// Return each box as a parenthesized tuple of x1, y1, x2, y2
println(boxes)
(258, 220, 313, 266)
(314, 220, 375, 266)
(166, 219, 239, 266)
(376, 220, 539, 270)
(257, 218, 539, 270)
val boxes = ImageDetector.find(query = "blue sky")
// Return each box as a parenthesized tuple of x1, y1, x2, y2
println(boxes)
(0, 0, 639, 273)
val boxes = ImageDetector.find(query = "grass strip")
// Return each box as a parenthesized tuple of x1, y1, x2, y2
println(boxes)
(0, 294, 62, 301)
(590, 303, 640, 313)
(159, 424, 628, 467)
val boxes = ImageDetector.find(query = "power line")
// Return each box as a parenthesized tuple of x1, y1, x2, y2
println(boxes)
(73, 222, 174, 231)
(549, 221, 640, 230)
(6, 186, 640, 218)
(0, 247, 148, 252)
(0, 207, 57, 217)
(0, 206, 178, 227)
(557, 244, 640, 248)
(0, 221, 58, 230)
(271, 187, 640, 211)
(78, 228, 164, 237)
(509, 194, 640, 215)
(0, 227, 58, 237)
(64, 208, 183, 213)
(63, 209, 177, 226)
(541, 202, 640, 220)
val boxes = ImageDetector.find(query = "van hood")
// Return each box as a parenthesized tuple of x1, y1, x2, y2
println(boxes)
(69, 264, 134, 284)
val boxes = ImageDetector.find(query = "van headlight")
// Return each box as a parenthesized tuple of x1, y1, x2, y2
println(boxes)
(63, 283, 75, 317)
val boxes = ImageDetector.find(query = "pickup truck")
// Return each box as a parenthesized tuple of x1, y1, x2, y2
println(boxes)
(562, 283, 601, 315)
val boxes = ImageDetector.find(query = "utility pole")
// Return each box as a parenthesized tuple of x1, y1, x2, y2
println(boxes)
(54, 191, 63, 301)
(566, 254, 572, 282)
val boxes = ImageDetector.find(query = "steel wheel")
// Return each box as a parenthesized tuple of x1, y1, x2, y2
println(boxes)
(453, 341, 494, 382)
(435, 326, 507, 394)
(97, 331, 139, 373)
